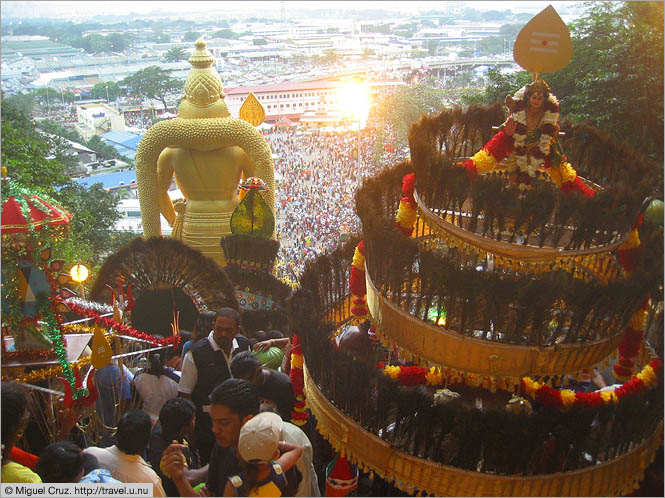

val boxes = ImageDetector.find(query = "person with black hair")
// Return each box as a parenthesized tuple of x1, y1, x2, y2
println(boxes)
(133, 351, 180, 426)
(161, 378, 319, 497)
(253, 329, 291, 353)
(230, 351, 295, 421)
(181, 311, 216, 362)
(1, 381, 42, 483)
(78, 453, 121, 483)
(178, 307, 252, 465)
(36, 441, 84, 483)
(83, 409, 166, 496)
(148, 398, 206, 496)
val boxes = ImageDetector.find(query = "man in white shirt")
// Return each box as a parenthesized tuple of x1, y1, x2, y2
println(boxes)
(178, 308, 251, 464)
(83, 409, 166, 497)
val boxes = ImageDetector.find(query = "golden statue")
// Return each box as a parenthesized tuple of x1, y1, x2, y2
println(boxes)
(135, 39, 275, 266)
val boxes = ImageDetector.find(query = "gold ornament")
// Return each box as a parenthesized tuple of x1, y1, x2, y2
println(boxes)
(513, 5, 573, 77)
(239, 92, 266, 127)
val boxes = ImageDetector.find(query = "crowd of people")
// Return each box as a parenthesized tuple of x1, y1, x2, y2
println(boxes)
(267, 126, 408, 283)
(1, 308, 320, 497)
(123, 110, 156, 130)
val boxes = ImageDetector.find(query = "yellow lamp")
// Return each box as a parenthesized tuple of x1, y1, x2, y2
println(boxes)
(70, 264, 89, 299)
(70, 264, 89, 283)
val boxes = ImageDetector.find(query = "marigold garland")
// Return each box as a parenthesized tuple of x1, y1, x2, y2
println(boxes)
(376, 358, 662, 412)
(349, 241, 368, 318)
(614, 215, 648, 380)
(289, 334, 308, 426)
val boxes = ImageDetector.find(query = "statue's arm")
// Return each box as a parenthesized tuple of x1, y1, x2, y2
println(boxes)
(157, 149, 176, 226)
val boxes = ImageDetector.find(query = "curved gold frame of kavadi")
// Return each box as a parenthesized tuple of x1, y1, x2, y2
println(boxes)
(303, 7, 663, 497)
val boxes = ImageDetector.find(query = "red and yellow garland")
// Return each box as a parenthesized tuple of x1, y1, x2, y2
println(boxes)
(378, 358, 662, 412)
(348, 174, 418, 321)
(394, 173, 417, 237)
(613, 214, 648, 380)
(349, 241, 368, 319)
(289, 333, 308, 426)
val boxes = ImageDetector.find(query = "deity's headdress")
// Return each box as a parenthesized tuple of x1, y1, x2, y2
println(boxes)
(178, 38, 230, 119)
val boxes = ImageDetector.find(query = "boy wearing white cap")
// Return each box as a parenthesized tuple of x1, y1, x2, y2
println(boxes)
(223, 412, 302, 497)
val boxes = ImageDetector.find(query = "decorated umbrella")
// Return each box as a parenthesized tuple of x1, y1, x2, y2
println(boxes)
(1, 189, 72, 234)
(1, 174, 95, 406)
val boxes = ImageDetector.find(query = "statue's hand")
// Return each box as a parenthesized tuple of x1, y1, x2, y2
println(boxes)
(504, 116, 517, 137)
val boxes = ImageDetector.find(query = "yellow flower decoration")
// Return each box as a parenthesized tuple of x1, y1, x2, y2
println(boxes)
(426, 367, 443, 386)
(560, 389, 576, 409)
(522, 377, 542, 397)
(351, 245, 365, 270)
(291, 353, 304, 369)
(637, 365, 656, 387)
(600, 390, 619, 405)
(395, 200, 417, 230)
(471, 148, 498, 174)
(384, 365, 401, 380)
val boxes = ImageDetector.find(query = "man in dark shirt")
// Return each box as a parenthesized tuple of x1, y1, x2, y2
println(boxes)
(230, 351, 295, 421)
(177, 308, 251, 464)
(147, 398, 205, 497)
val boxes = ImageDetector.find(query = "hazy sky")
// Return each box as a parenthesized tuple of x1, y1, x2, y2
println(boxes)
(2, 1, 585, 20)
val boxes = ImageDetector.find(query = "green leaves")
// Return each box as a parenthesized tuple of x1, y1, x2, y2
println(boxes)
(119, 66, 181, 110)
(547, 2, 664, 161)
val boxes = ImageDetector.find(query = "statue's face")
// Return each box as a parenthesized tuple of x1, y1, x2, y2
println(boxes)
(528, 92, 545, 111)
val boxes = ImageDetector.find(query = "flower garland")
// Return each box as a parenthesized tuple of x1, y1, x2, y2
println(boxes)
(613, 214, 648, 380)
(377, 358, 663, 412)
(58, 297, 181, 347)
(522, 358, 662, 410)
(349, 241, 368, 319)
(510, 82, 559, 177)
(349, 174, 418, 321)
(394, 173, 417, 237)
(289, 334, 308, 426)
(379, 363, 520, 393)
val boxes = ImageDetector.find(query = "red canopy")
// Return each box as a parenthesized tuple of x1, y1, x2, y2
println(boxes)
(2, 194, 72, 234)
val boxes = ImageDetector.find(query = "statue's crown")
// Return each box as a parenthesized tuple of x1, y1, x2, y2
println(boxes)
(525, 79, 551, 95)
(182, 38, 225, 107)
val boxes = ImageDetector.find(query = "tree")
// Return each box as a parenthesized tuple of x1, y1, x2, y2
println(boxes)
(57, 182, 121, 265)
(89, 81, 122, 102)
(183, 31, 201, 42)
(83, 33, 112, 53)
(30, 88, 62, 108)
(1, 96, 121, 266)
(164, 47, 188, 62)
(106, 32, 129, 53)
(85, 135, 122, 161)
(459, 67, 531, 107)
(426, 39, 440, 56)
(546, 1, 663, 161)
(253, 38, 268, 46)
(120, 66, 181, 110)
(212, 29, 235, 39)
(321, 49, 340, 65)
(373, 82, 449, 148)
(153, 31, 171, 43)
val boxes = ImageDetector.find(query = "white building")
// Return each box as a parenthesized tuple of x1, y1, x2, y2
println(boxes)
(75, 103, 126, 140)
(114, 190, 181, 236)
(224, 78, 404, 123)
